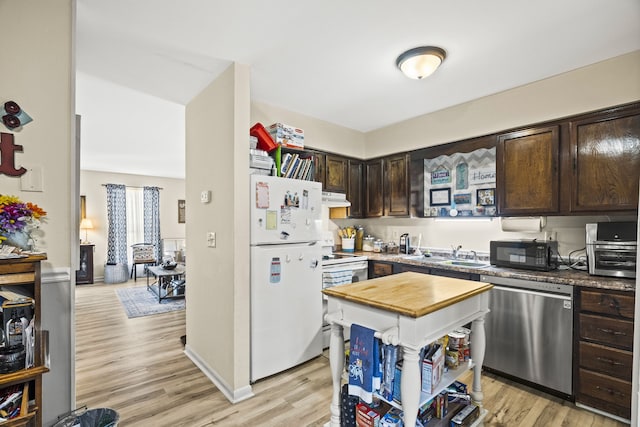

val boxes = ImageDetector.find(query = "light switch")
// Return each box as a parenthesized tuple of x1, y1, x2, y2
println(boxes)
(200, 190, 211, 203)
(20, 166, 43, 192)
(207, 232, 216, 248)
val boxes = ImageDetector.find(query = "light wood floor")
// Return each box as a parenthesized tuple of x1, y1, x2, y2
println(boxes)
(75, 280, 626, 427)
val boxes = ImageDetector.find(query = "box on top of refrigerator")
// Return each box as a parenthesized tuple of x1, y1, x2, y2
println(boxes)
(267, 123, 304, 149)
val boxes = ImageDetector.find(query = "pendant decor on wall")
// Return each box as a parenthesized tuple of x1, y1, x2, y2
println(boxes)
(1, 101, 32, 131)
(424, 147, 496, 217)
(0, 99, 34, 178)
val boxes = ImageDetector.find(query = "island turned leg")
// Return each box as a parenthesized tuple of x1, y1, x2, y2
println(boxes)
(400, 345, 421, 427)
(470, 315, 486, 408)
(328, 322, 345, 427)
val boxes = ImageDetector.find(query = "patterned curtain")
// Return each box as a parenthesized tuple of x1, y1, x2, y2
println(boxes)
(106, 184, 128, 266)
(143, 186, 161, 263)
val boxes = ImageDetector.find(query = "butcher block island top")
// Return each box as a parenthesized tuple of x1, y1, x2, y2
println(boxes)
(322, 271, 493, 318)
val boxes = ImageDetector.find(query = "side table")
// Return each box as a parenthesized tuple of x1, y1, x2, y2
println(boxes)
(76, 244, 94, 284)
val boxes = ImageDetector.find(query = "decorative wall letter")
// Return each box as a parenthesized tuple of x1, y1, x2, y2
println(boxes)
(0, 132, 27, 176)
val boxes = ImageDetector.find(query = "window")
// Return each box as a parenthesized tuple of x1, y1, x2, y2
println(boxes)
(126, 188, 144, 262)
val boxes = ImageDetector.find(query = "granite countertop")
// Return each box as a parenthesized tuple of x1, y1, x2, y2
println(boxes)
(336, 250, 635, 292)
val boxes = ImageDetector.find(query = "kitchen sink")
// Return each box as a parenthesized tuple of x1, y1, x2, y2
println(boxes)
(402, 255, 429, 260)
(438, 260, 491, 268)
(402, 255, 447, 261)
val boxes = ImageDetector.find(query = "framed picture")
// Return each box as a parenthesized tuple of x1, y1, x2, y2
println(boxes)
(178, 199, 186, 223)
(80, 195, 86, 219)
(453, 193, 472, 205)
(430, 188, 451, 206)
(477, 188, 495, 206)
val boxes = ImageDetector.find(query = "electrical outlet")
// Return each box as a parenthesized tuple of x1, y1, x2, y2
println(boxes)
(207, 232, 216, 247)
(544, 231, 558, 241)
(200, 190, 211, 203)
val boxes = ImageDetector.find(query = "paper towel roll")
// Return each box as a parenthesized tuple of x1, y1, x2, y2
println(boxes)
(500, 216, 546, 232)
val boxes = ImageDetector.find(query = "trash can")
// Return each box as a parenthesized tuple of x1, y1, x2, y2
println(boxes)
(53, 406, 119, 427)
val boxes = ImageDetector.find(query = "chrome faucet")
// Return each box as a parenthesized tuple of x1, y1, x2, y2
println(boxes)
(470, 250, 478, 261)
(451, 245, 462, 259)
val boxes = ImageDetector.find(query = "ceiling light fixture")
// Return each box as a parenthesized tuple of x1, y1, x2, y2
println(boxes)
(396, 46, 446, 79)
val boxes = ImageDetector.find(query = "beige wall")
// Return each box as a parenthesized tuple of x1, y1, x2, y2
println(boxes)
(251, 101, 366, 158)
(365, 50, 640, 158)
(185, 63, 252, 400)
(79, 170, 185, 280)
(0, 1, 74, 423)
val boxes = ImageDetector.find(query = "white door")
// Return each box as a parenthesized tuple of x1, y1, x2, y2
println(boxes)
(250, 243, 323, 382)
(250, 175, 322, 245)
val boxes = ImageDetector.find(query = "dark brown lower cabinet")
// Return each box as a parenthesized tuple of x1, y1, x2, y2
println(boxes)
(576, 288, 634, 420)
(368, 261, 393, 278)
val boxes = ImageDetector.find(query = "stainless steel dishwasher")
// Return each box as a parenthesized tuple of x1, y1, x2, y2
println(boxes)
(480, 274, 574, 397)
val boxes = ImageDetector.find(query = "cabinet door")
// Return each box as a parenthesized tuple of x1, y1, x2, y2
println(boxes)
(497, 126, 559, 215)
(369, 261, 393, 278)
(569, 109, 640, 212)
(325, 154, 348, 193)
(384, 154, 410, 216)
(313, 152, 326, 186)
(365, 159, 384, 217)
(76, 244, 94, 284)
(348, 159, 364, 218)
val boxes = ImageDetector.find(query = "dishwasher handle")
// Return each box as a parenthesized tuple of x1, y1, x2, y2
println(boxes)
(492, 285, 573, 301)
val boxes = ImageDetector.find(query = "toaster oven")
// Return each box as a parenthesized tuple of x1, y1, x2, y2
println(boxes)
(586, 222, 637, 279)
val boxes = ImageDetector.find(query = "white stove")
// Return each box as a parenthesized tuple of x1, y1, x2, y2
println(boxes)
(320, 232, 368, 348)
(322, 252, 368, 266)
(320, 232, 367, 267)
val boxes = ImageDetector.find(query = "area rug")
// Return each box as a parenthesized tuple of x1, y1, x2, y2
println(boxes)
(116, 285, 185, 318)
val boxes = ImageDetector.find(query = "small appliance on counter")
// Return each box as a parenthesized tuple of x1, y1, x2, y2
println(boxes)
(586, 222, 637, 279)
(399, 233, 411, 254)
(489, 239, 558, 271)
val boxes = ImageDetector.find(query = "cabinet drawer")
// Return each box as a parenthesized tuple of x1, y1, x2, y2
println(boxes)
(578, 368, 631, 414)
(580, 314, 634, 349)
(579, 341, 632, 379)
(580, 290, 634, 319)
(372, 263, 393, 277)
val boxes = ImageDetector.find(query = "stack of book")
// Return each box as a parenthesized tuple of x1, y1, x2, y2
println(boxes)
(280, 152, 314, 180)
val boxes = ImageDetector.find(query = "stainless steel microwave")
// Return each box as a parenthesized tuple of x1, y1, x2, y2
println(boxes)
(490, 239, 558, 271)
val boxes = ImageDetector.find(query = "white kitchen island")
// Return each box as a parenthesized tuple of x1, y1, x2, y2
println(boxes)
(322, 271, 493, 427)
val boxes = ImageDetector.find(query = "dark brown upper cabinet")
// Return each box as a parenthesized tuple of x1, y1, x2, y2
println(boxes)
(325, 154, 349, 193)
(313, 151, 326, 186)
(384, 153, 410, 216)
(347, 159, 364, 218)
(568, 106, 640, 213)
(365, 158, 384, 217)
(497, 126, 560, 215)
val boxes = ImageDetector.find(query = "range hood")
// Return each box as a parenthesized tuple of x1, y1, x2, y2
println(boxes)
(321, 191, 351, 208)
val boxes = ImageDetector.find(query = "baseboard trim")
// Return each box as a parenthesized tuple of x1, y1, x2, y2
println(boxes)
(184, 344, 254, 404)
(575, 402, 630, 424)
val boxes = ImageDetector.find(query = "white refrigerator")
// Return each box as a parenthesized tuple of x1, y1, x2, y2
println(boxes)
(250, 175, 323, 382)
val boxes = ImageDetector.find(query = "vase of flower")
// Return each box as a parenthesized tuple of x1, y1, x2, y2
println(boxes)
(0, 194, 46, 251)
(2, 230, 32, 251)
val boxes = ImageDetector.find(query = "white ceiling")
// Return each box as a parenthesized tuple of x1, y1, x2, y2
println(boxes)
(76, 0, 640, 177)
